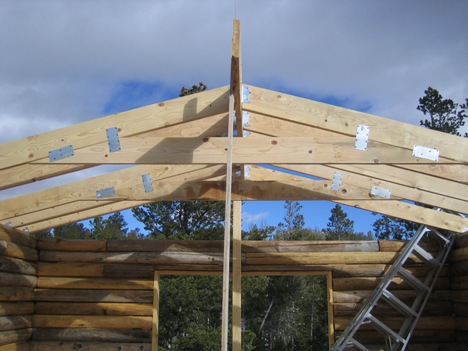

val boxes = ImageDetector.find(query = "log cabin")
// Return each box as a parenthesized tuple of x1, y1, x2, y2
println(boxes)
(0, 20, 467, 350)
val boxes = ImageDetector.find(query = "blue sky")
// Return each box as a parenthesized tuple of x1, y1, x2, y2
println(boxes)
(1, 1, 467, 234)
(99, 80, 383, 235)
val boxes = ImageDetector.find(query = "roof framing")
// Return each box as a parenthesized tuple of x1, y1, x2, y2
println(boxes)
(0, 23, 467, 235)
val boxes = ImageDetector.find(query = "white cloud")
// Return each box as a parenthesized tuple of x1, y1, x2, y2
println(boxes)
(243, 211, 270, 226)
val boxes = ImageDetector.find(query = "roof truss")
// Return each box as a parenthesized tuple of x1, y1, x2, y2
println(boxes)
(1, 25, 467, 235)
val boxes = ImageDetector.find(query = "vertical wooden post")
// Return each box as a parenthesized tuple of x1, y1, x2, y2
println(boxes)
(327, 271, 335, 348)
(221, 93, 235, 351)
(232, 201, 242, 351)
(152, 271, 160, 351)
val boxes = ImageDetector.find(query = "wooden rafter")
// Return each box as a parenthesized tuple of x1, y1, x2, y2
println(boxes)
(244, 85, 468, 163)
(0, 87, 229, 190)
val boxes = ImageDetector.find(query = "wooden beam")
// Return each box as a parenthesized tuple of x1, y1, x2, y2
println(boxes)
(0, 113, 228, 191)
(244, 85, 468, 163)
(0, 164, 226, 221)
(152, 272, 160, 351)
(246, 112, 468, 184)
(232, 201, 242, 351)
(221, 93, 235, 351)
(7, 177, 468, 233)
(231, 19, 243, 137)
(31, 136, 460, 165)
(273, 164, 467, 213)
(0, 86, 229, 171)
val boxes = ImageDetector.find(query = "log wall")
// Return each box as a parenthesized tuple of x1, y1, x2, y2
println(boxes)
(31, 239, 458, 350)
(450, 232, 468, 348)
(0, 225, 37, 351)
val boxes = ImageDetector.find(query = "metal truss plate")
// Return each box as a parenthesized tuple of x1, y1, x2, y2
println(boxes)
(49, 145, 74, 162)
(142, 173, 154, 193)
(355, 125, 370, 151)
(371, 186, 391, 199)
(106, 127, 121, 153)
(412, 145, 439, 161)
(96, 187, 115, 199)
(331, 172, 343, 191)
(242, 86, 251, 103)
(242, 111, 251, 127)
(244, 165, 251, 178)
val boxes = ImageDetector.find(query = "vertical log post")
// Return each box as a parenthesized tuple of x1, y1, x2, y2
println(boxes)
(152, 271, 160, 351)
(222, 18, 242, 351)
(233, 201, 242, 351)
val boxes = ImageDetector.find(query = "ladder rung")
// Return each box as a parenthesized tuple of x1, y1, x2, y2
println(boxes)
(382, 289, 418, 318)
(367, 314, 406, 343)
(413, 245, 438, 266)
(429, 229, 450, 245)
(348, 337, 370, 351)
(398, 268, 429, 292)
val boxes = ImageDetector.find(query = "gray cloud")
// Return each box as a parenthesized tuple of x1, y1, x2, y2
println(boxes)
(1, 0, 467, 139)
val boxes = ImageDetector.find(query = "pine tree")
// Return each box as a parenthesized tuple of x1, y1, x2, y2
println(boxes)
(373, 87, 467, 239)
(326, 204, 354, 240)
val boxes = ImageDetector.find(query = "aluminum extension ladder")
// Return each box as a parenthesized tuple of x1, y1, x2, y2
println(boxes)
(332, 223, 457, 351)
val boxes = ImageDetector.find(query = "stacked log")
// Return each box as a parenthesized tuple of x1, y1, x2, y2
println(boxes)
(0, 224, 37, 351)
(450, 232, 468, 347)
(31, 238, 458, 350)
(33, 240, 152, 350)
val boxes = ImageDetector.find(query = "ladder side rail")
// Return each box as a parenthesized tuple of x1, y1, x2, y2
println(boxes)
(397, 231, 457, 351)
(332, 224, 429, 350)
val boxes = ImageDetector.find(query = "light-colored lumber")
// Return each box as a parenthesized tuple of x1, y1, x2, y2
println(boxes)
(338, 199, 468, 233)
(0, 341, 30, 351)
(0, 112, 227, 191)
(221, 91, 235, 351)
(0, 164, 224, 221)
(232, 201, 242, 351)
(31, 136, 460, 165)
(244, 85, 468, 163)
(275, 164, 467, 213)
(0, 85, 229, 171)
(248, 111, 468, 185)
(33, 314, 152, 329)
(152, 272, 160, 351)
(34, 302, 152, 316)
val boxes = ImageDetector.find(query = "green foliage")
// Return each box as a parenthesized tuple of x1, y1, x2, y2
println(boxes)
(417, 87, 468, 137)
(326, 204, 355, 240)
(373, 87, 467, 240)
(132, 201, 225, 239)
(179, 82, 207, 97)
(276, 201, 306, 240)
(51, 222, 90, 239)
(158, 275, 223, 351)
